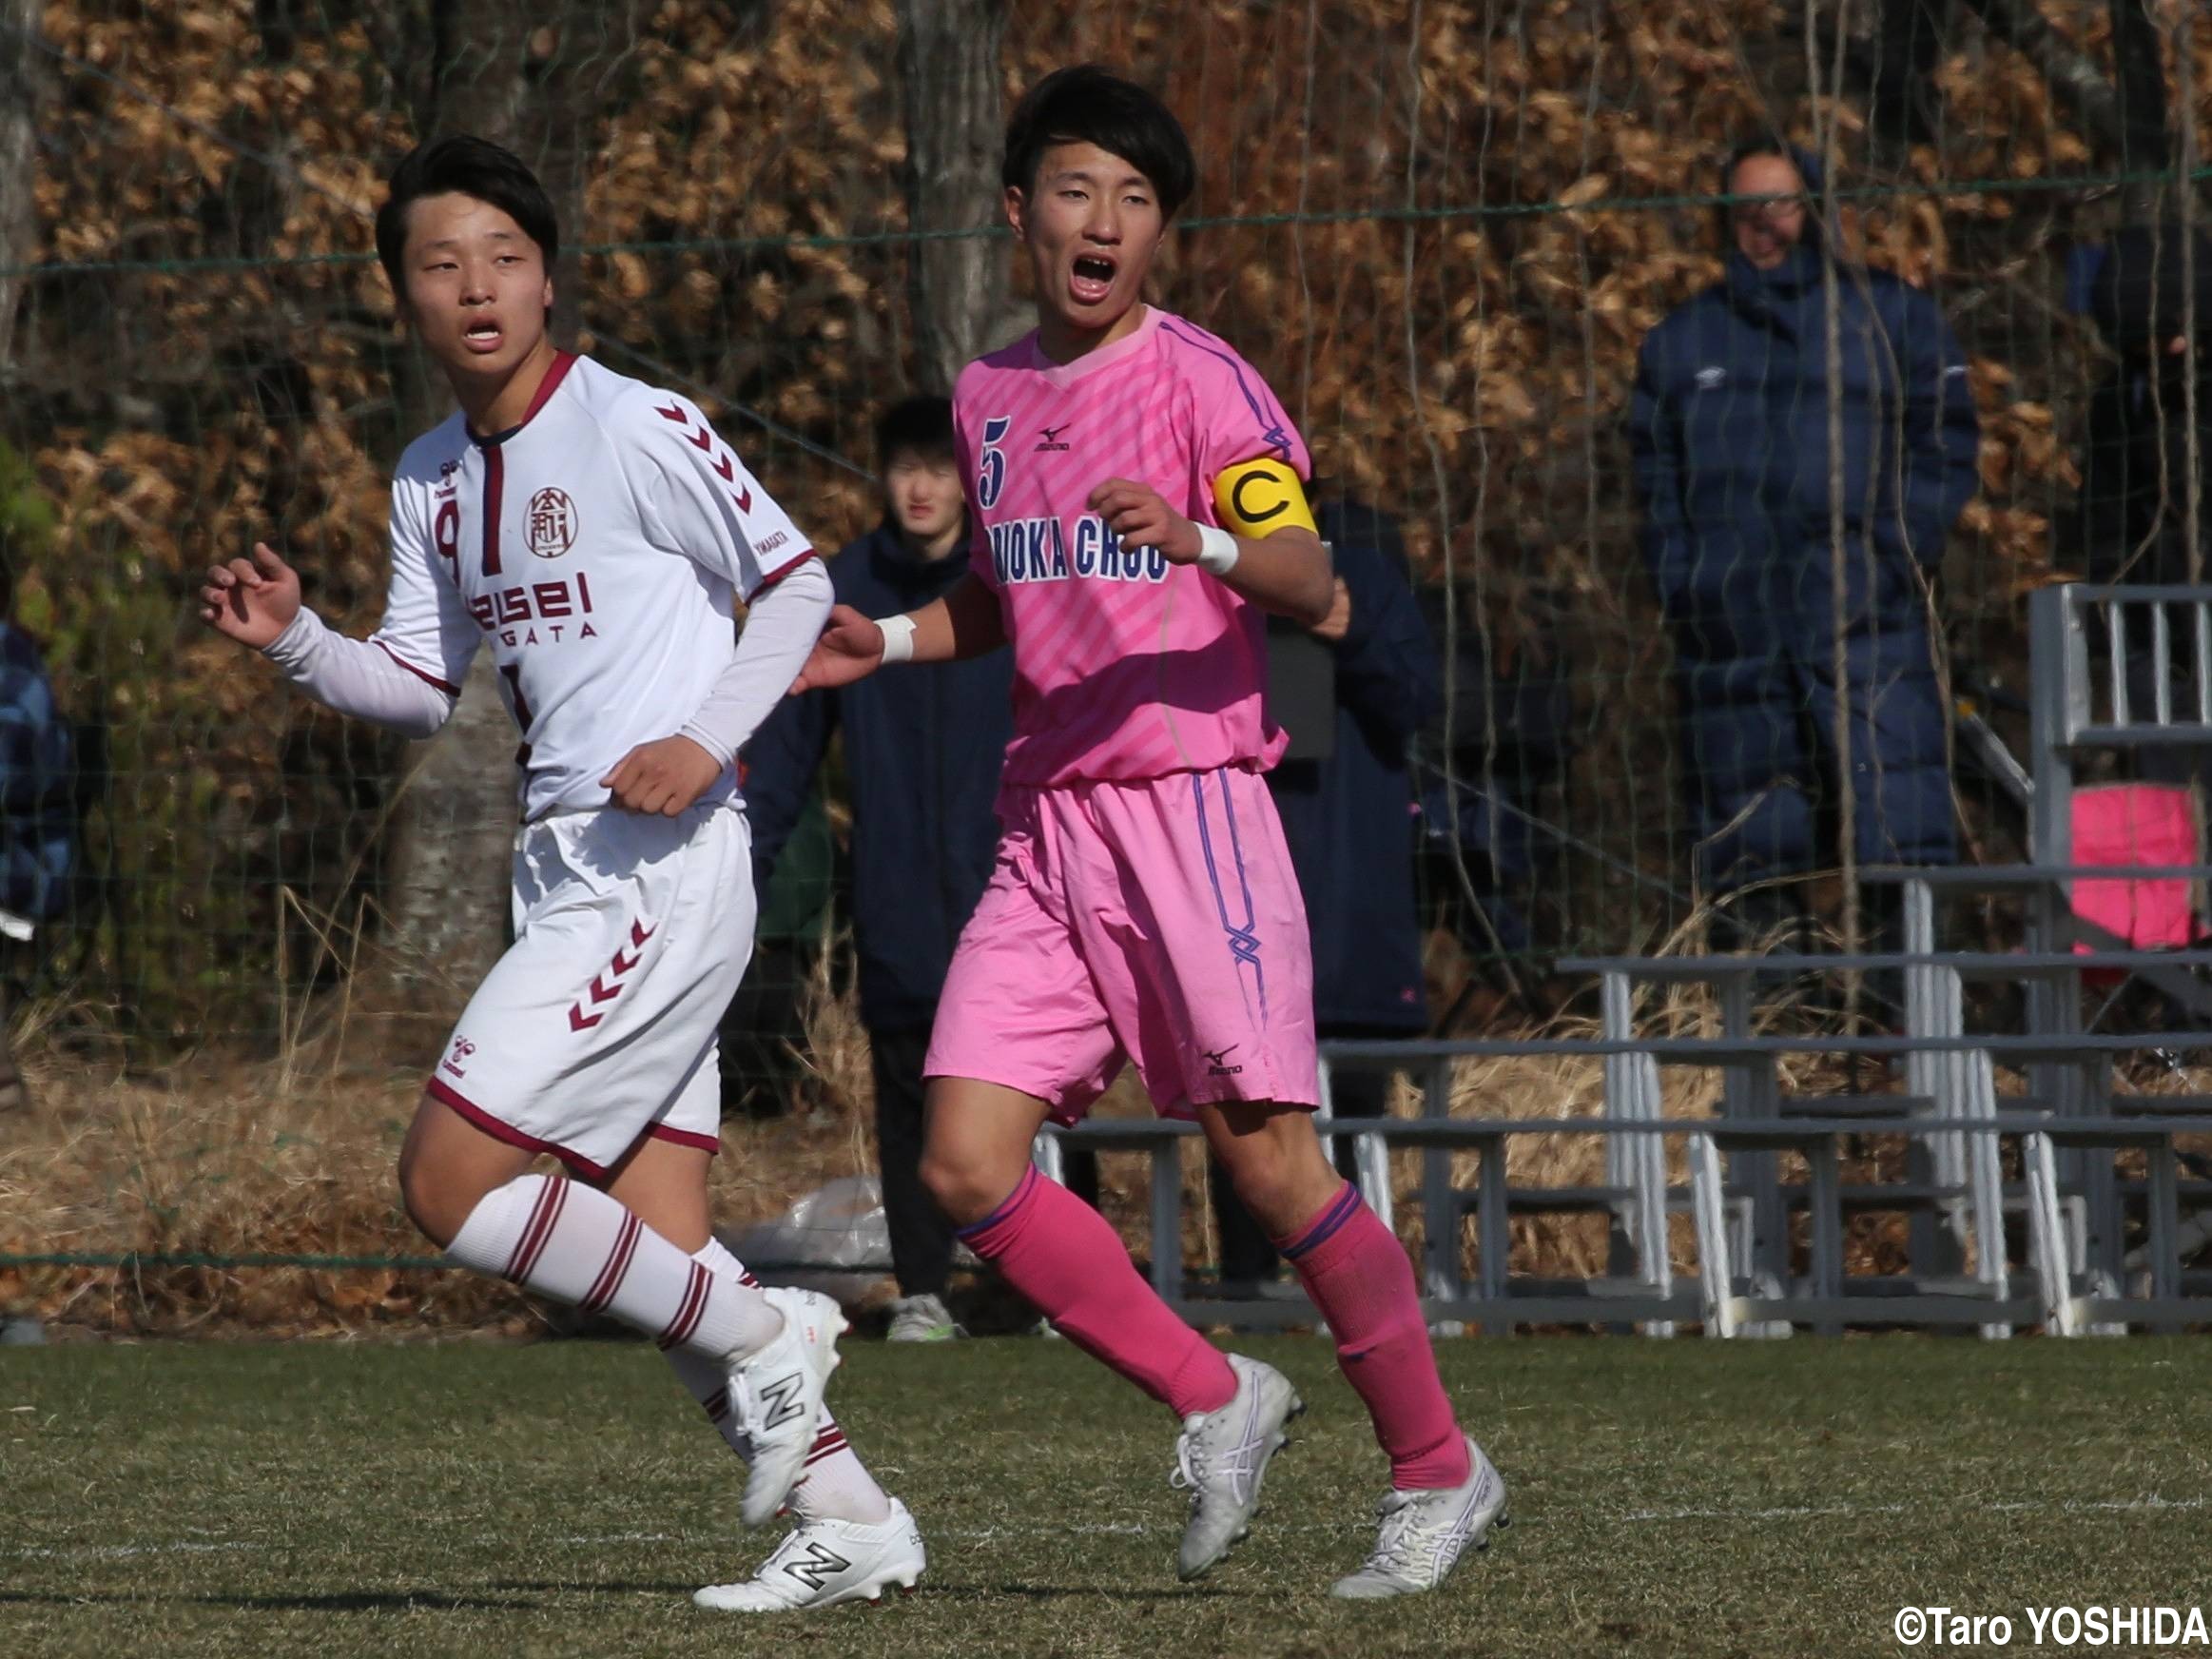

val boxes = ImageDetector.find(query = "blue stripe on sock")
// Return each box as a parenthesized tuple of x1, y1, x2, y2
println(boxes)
(956, 1164, 1038, 1242)
(1280, 1183, 1363, 1260)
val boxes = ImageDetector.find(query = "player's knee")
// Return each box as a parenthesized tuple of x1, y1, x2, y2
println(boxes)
(396, 1112, 478, 1249)
(919, 1145, 1000, 1228)
(397, 1155, 456, 1248)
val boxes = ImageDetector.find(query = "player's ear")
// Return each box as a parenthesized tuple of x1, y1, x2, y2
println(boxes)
(1003, 185, 1029, 242)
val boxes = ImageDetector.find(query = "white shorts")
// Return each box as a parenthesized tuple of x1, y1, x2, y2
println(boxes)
(425, 799, 753, 1181)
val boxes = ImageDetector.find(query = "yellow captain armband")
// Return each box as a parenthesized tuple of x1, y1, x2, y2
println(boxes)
(1212, 458, 1317, 539)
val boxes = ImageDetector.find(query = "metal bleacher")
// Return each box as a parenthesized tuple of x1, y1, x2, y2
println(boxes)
(1035, 583, 2212, 1336)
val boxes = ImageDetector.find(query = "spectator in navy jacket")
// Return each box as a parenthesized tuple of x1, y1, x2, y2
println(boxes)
(1211, 496, 1443, 1293)
(0, 576, 75, 1111)
(1629, 140, 1979, 948)
(743, 397, 1013, 1341)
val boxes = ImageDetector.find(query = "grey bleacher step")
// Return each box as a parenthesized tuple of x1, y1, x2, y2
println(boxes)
(1775, 1093, 1935, 1117)
(1499, 1186, 1635, 1213)
(2109, 1093, 2212, 1115)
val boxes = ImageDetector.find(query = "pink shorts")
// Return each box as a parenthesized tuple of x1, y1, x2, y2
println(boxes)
(925, 767, 1319, 1123)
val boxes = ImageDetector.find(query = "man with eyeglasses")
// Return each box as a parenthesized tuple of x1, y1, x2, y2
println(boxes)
(1628, 140, 1980, 973)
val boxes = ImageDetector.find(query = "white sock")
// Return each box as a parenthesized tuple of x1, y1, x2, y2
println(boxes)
(662, 1237, 894, 1526)
(446, 1174, 782, 1361)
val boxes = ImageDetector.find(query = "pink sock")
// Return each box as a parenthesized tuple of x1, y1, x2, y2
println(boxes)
(960, 1165, 1236, 1417)
(1277, 1183, 1470, 1490)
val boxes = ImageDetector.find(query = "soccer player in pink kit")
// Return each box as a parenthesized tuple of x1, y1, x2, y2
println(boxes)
(200, 136, 922, 1613)
(798, 68, 1507, 1597)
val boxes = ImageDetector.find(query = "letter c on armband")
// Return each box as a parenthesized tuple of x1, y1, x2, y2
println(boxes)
(1212, 457, 1316, 539)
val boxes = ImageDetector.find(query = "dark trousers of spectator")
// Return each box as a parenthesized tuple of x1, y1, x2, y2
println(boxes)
(870, 1025, 959, 1299)
(1210, 1027, 1402, 1286)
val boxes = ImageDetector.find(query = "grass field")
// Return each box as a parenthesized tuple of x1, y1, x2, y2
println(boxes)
(4, 1337, 2209, 1658)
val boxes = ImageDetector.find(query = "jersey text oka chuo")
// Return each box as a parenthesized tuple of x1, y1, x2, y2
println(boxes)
(986, 515, 1171, 586)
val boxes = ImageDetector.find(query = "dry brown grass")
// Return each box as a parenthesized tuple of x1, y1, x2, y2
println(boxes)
(12, 953, 2202, 1337)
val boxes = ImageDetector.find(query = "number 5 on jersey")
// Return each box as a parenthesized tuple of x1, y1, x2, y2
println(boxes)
(978, 416, 1010, 510)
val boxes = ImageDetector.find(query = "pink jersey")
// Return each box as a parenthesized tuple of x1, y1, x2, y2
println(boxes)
(952, 305, 1310, 790)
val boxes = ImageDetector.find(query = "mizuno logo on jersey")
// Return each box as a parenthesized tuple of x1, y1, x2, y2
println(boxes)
(781, 1541, 852, 1591)
(988, 515, 1168, 586)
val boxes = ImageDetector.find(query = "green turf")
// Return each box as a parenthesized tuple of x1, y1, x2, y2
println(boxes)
(3, 1337, 2208, 1657)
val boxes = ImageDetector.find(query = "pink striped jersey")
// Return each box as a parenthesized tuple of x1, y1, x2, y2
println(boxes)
(952, 305, 1310, 790)
(374, 352, 812, 819)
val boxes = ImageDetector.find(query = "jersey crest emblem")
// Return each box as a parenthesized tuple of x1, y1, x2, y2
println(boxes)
(527, 487, 578, 558)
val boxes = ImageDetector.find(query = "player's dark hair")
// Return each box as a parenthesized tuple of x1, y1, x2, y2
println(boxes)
(375, 134, 560, 296)
(1002, 66, 1196, 219)
(875, 395, 956, 467)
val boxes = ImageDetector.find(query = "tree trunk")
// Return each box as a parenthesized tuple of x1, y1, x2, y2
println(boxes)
(1956, 0, 2125, 164)
(1865, 0, 1951, 171)
(896, 0, 1011, 394)
(0, 0, 48, 376)
(377, 4, 633, 1005)
(2106, 0, 2172, 224)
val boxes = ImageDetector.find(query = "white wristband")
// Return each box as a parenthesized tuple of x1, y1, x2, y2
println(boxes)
(877, 613, 918, 664)
(1195, 523, 1241, 576)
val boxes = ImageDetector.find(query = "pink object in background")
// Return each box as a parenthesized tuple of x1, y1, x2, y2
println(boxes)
(2069, 783, 2202, 954)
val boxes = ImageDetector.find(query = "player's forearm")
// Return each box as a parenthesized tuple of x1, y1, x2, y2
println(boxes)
(262, 610, 457, 738)
(680, 559, 834, 765)
(895, 573, 1007, 665)
(1211, 528, 1335, 628)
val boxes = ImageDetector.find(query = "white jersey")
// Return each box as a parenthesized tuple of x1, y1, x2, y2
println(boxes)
(372, 352, 813, 819)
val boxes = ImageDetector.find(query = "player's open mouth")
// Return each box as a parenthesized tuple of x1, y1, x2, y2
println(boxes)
(1069, 254, 1117, 304)
(462, 320, 504, 354)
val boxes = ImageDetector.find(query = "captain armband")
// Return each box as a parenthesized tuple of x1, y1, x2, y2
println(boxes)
(1210, 457, 1318, 540)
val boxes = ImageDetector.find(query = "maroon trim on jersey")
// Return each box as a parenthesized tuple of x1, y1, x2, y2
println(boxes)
(521, 351, 578, 424)
(646, 1124, 722, 1157)
(750, 549, 818, 598)
(376, 641, 460, 697)
(424, 1076, 609, 1181)
(481, 444, 504, 577)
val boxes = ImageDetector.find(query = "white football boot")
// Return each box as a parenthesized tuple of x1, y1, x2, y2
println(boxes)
(1329, 1435, 1509, 1598)
(1171, 1353, 1304, 1579)
(885, 1293, 963, 1343)
(726, 1286, 847, 1527)
(693, 1499, 927, 1612)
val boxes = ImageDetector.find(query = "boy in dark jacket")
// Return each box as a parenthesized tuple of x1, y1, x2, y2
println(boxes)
(1210, 497, 1443, 1290)
(744, 397, 1014, 1341)
(2077, 224, 2212, 785)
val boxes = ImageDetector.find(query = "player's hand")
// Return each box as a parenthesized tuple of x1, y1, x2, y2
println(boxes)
(601, 734, 726, 816)
(790, 604, 888, 693)
(1088, 478, 1202, 563)
(199, 542, 303, 649)
(1310, 577, 1352, 642)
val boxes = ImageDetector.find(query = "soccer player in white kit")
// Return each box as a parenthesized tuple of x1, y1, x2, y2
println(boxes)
(198, 136, 923, 1613)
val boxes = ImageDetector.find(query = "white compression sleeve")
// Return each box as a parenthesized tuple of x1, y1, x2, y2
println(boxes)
(679, 558, 835, 766)
(262, 609, 458, 738)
